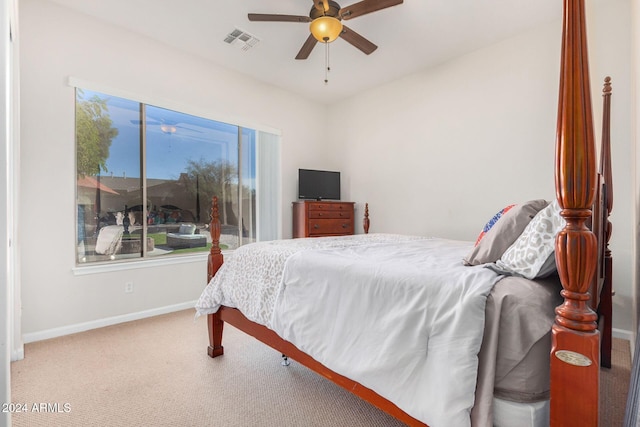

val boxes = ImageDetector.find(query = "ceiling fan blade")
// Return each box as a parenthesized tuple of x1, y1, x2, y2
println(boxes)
(339, 25, 378, 55)
(295, 34, 318, 60)
(340, 0, 403, 20)
(175, 125, 203, 134)
(248, 13, 311, 23)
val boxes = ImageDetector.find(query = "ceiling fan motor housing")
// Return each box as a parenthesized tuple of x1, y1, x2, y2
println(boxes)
(310, 1, 342, 20)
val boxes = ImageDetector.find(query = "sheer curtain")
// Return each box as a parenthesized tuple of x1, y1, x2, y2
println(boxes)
(256, 131, 281, 241)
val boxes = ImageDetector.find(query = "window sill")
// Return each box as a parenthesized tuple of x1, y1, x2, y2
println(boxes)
(72, 250, 232, 276)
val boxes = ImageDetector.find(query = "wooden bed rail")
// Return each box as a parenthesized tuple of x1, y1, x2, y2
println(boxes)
(551, 0, 600, 425)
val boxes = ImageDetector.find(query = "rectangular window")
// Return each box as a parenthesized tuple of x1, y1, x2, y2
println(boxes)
(75, 88, 280, 264)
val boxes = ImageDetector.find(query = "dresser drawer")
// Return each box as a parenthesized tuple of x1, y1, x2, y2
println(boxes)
(308, 210, 351, 219)
(308, 203, 351, 212)
(308, 219, 353, 236)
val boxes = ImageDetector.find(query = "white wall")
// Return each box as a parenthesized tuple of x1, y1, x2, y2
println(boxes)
(18, 0, 328, 337)
(328, 1, 635, 333)
(328, 20, 561, 237)
(588, 0, 635, 336)
(1, 0, 14, 424)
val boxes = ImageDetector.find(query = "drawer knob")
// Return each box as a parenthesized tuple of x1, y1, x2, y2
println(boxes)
(314, 224, 319, 229)
(342, 223, 347, 228)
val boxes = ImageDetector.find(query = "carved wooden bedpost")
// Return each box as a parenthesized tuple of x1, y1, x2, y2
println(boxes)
(207, 196, 225, 357)
(551, 0, 599, 425)
(597, 77, 614, 369)
(363, 203, 370, 234)
(207, 196, 223, 283)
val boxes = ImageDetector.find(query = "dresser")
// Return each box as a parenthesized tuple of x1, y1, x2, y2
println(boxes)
(292, 201, 355, 238)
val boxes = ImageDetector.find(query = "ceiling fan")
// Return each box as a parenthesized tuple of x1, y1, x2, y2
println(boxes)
(248, 0, 403, 60)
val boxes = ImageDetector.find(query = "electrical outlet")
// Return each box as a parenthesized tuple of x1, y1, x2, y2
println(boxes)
(125, 282, 134, 293)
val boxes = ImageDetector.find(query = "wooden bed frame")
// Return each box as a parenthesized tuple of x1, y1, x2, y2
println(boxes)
(204, 1, 614, 425)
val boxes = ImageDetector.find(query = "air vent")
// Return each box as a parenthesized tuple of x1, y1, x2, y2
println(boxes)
(224, 28, 260, 51)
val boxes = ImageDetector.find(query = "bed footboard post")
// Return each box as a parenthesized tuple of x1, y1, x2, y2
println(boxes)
(207, 196, 225, 358)
(207, 196, 224, 283)
(551, 1, 599, 425)
(207, 312, 225, 358)
(598, 77, 614, 369)
(363, 203, 370, 234)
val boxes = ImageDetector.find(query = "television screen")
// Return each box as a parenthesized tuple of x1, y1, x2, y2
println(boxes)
(298, 169, 341, 201)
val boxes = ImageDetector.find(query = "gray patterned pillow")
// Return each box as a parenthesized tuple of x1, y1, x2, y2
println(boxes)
(493, 200, 566, 279)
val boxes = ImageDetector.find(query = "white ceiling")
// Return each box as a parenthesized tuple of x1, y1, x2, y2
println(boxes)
(45, 0, 562, 105)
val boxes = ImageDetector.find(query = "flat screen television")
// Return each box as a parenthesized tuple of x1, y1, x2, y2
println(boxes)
(298, 169, 341, 201)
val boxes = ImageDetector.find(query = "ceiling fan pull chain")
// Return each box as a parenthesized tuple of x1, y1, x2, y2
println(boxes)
(324, 42, 330, 84)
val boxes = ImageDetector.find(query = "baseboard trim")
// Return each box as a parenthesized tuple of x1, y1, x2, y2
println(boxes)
(614, 328, 634, 342)
(11, 347, 24, 362)
(22, 301, 197, 344)
(613, 328, 635, 360)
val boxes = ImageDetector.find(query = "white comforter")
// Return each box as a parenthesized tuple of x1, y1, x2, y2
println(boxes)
(196, 234, 502, 426)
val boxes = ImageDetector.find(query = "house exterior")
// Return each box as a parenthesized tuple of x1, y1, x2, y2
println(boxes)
(2, 0, 639, 423)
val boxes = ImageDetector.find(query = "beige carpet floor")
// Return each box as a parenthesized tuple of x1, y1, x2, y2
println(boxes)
(601, 337, 632, 427)
(10, 309, 631, 426)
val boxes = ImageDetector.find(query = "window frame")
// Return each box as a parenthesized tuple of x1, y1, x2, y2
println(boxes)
(70, 77, 282, 271)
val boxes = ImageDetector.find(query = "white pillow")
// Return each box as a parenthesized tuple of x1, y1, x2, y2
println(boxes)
(493, 199, 566, 279)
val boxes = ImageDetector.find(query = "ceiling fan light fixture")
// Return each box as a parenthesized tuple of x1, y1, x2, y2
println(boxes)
(309, 16, 343, 43)
(160, 124, 177, 134)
